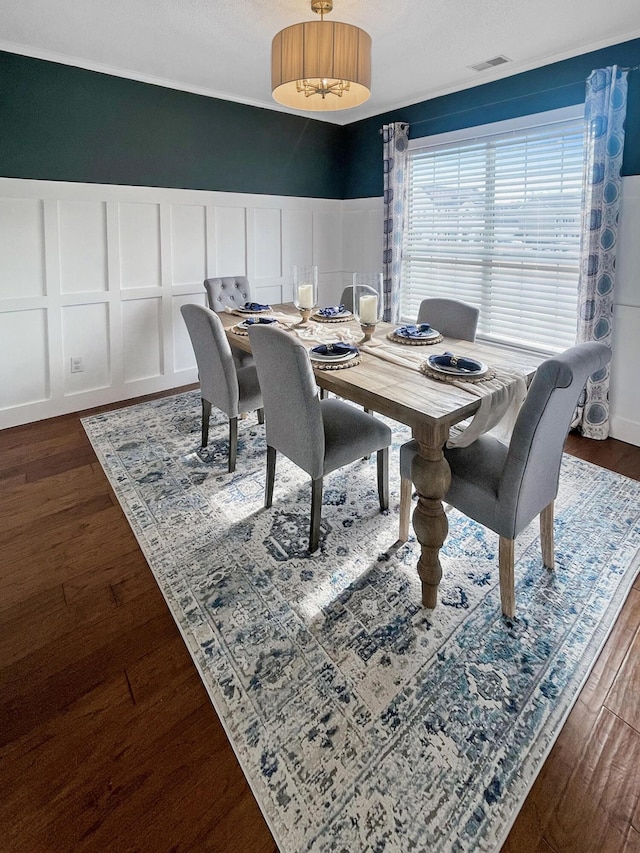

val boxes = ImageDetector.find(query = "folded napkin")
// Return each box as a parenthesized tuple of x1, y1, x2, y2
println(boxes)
(242, 316, 277, 325)
(431, 351, 483, 373)
(243, 301, 271, 311)
(396, 323, 432, 338)
(311, 342, 359, 357)
(317, 304, 347, 317)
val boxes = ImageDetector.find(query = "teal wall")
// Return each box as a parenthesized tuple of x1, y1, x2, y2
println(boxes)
(343, 38, 640, 199)
(2, 39, 640, 201)
(0, 51, 345, 198)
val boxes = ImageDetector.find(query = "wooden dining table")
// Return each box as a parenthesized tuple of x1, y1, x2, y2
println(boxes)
(221, 304, 543, 610)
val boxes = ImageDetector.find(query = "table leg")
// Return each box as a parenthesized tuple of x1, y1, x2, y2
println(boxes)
(410, 426, 451, 608)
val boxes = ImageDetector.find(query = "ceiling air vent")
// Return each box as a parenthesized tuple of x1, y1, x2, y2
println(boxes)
(469, 55, 511, 72)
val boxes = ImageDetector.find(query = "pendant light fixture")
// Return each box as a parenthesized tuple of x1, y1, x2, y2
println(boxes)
(271, 0, 371, 112)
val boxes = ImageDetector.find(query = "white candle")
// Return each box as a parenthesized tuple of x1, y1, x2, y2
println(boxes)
(298, 283, 314, 309)
(359, 294, 378, 324)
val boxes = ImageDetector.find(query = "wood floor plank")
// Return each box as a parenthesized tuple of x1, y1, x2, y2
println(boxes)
(606, 618, 640, 732)
(622, 825, 640, 853)
(544, 709, 640, 852)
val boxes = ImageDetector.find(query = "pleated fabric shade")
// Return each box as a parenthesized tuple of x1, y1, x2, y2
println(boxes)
(272, 19, 371, 111)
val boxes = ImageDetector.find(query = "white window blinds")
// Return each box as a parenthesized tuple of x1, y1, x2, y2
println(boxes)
(401, 111, 585, 352)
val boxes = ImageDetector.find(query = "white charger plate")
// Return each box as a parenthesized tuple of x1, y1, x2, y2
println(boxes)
(395, 326, 441, 341)
(310, 349, 359, 363)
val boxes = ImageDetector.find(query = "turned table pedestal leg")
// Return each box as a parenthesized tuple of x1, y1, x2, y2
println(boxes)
(410, 426, 451, 608)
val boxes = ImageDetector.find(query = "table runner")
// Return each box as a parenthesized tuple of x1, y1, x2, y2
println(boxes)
(360, 341, 527, 448)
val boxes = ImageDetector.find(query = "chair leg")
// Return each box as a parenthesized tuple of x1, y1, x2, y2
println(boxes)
(201, 399, 212, 448)
(228, 417, 238, 473)
(399, 476, 412, 543)
(377, 447, 389, 512)
(309, 477, 323, 553)
(257, 407, 265, 425)
(265, 446, 276, 508)
(540, 501, 555, 569)
(499, 536, 516, 619)
(319, 388, 328, 400)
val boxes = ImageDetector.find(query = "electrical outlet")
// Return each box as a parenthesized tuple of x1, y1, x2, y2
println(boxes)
(70, 356, 84, 373)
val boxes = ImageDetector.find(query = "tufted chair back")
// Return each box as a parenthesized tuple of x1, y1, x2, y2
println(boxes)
(204, 276, 252, 311)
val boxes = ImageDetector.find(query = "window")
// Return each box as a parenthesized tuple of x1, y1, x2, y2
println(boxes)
(401, 107, 585, 352)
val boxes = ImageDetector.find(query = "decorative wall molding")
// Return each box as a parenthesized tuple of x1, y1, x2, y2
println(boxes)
(0, 179, 343, 428)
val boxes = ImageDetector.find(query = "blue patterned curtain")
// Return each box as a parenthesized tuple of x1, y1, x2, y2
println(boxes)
(574, 66, 628, 439)
(382, 122, 410, 323)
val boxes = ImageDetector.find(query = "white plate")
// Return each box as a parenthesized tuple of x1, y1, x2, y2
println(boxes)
(427, 355, 488, 377)
(236, 319, 277, 330)
(310, 349, 359, 363)
(395, 326, 441, 341)
(237, 306, 271, 314)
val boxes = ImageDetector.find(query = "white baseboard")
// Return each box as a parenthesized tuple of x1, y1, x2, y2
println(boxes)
(609, 416, 640, 449)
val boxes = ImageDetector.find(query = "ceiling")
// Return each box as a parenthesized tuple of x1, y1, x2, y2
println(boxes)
(1, 0, 639, 125)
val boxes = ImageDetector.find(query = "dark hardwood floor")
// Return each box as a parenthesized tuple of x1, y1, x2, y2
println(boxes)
(1, 391, 639, 852)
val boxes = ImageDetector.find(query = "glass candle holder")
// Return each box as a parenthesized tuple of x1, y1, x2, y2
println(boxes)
(293, 265, 318, 325)
(352, 273, 383, 342)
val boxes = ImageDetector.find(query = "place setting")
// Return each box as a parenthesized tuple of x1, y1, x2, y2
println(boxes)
(311, 303, 355, 323)
(230, 315, 280, 335)
(387, 322, 443, 345)
(420, 351, 494, 383)
(225, 300, 274, 318)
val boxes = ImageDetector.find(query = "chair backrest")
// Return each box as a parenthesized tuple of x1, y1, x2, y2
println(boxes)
(204, 276, 252, 311)
(417, 298, 479, 341)
(340, 284, 377, 315)
(499, 341, 611, 538)
(248, 324, 325, 478)
(180, 303, 239, 416)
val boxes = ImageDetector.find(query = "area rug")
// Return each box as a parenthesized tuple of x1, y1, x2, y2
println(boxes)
(82, 390, 640, 853)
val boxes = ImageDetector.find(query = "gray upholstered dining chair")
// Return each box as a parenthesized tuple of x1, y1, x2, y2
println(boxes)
(204, 276, 255, 369)
(398, 341, 611, 618)
(417, 297, 479, 341)
(204, 275, 253, 311)
(180, 303, 263, 473)
(247, 323, 392, 553)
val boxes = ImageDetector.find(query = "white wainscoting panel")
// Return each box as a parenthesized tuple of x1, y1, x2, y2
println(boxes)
(0, 308, 48, 409)
(119, 202, 162, 289)
(338, 198, 385, 304)
(610, 304, 640, 445)
(214, 206, 247, 276)
(58, 200, 107, 293)
(0, 198, 45, 300)
(123, 297, 163, 384)
(253, 208, 282, 280)
(170, 204, 207, 287)
(62, 302, 111, 396)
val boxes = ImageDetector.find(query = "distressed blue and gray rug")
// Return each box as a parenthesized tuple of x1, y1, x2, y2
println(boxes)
(82, 390, 640, 853)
